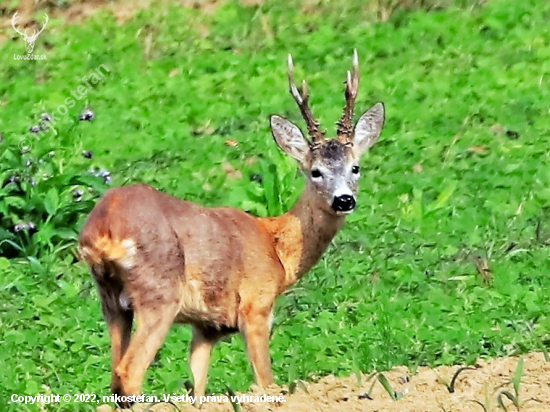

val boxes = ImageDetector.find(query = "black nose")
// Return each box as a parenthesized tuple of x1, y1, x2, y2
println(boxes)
(331, 195, 356, 212)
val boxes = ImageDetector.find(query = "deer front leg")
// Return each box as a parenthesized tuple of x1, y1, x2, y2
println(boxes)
(239, 305, 274, 387)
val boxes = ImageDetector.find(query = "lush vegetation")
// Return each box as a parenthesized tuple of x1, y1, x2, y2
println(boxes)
(1, 0, 549, 410)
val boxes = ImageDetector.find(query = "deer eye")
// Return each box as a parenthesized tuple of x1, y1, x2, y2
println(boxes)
(352, 165, 360, 174)
(311, 169, 323, 179)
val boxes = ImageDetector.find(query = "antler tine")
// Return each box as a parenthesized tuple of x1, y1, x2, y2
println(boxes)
(37, 13, 49, 36)
(287, 54, 324, 145)
(11, 11, 28, 37)
(29, 13, 48, 39)
(336, 49, 360, 142)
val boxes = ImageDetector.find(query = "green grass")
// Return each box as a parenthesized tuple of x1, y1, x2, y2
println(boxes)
(1, 0, 550, 410)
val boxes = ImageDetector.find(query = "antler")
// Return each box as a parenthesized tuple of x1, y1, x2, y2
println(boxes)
(11, 12, 28, 38)
(35, 13, 48, 37)
(11, 12, 48, 40)
(287, 54, 325, 145)
(32, 13, 49, 37)
(29, 13, 48, 40)
(336, 49, 360, 143)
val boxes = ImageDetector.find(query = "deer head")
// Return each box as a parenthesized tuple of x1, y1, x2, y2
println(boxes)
(12, 12, 49, 54)
(270, 50, 385, 215)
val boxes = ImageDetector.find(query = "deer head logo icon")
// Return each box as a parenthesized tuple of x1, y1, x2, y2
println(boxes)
(12, 12, 49, 54)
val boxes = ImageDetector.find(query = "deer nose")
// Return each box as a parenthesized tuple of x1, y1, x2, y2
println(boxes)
(331, 195, 356, 212)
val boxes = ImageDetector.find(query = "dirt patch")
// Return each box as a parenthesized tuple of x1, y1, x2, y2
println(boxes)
(96, 352, 549, 412)
(1, 0, 263, 45)
(0, 0, 266, 22)
(56, 0, 228, 25)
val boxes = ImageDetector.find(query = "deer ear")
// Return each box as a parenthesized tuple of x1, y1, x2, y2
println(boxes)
(352, 102, 385, 156)
(270, 115, 310, 164)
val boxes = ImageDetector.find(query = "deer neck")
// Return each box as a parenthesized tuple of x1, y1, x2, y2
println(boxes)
(261, 183, 345, 288)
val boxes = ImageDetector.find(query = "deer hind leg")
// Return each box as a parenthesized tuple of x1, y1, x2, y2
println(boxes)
(239, 301, 274, 388)
(93, 265, 134, 396)
(112, 270, 181, 408)
(108, 311, 134, 393)
(189, 326, 224, 401)
(113, 303, 179, 407)
(105, 304, 133, 395)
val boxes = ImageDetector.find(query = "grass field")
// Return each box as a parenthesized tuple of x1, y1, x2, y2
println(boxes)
(1, 0, 550, 411)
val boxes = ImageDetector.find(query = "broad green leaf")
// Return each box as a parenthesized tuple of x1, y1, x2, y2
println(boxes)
(44, 188, 60, 215)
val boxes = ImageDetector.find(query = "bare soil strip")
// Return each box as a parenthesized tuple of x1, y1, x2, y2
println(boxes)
(96, 351, 549, 412)
(0, 0, 254, 26)
(0, 0, 245, 45)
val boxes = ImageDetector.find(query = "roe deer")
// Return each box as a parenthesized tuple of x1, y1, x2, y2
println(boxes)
(78, 50, 385, 407)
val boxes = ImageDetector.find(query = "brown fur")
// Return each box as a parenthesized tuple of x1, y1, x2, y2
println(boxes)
(78, 180, 343, 406)
(79, 52, 385, 408)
